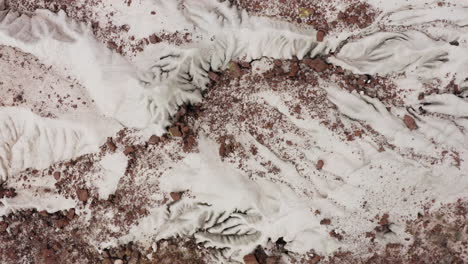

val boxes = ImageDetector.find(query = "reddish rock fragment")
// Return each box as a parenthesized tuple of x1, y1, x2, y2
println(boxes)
(123, 146, 135, 155)
(208, 72, 220, 82)
(53, 171, 61, 180)
(149, 34, 161, 44)
(0, 187, 17, 198)
(170, 192, 182, 201)
(107, 138, 117, 152)
(54, 218, 69, 229)
(320, 218, 331, 225)
(76, 189, 89, 202)
(148, 135, 160, 145)
(39, 210, 49, 217)
(184, 135, 197, 151)
(0, 221, 8, 233)
(243, 254, 259, 264)
(316, 160, 324, 170)
(309, 255, 322, 264)
(181, 126, 190, 135)
(403, 115, 418, 130)
(288, 61, 299, 77)
(169, 126, 182, 137)
(227, 61, 242, 78)
(219, 143, 227, 157)
(107, 41, 118, 50)
(66, 208, 75, 220)
(316, 30, 325, 42)
(304, 58, 328, 72)
(378, 213, 389, 226)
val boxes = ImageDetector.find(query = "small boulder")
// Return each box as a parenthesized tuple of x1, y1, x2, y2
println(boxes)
(403, 115, 418, 130)
(148, 135, 160, 145)
(304, 58, 328, 72)
(53, 171, 61, 180)
(316, 30, 325, 42)
(149, 34, 161, 44)
(76, 188, 89, 202)
(169, 126, 182, 137)
(316, 160, 324, 170)
(243, 254, 259, 264)
(123, 146, 135, 155)
(170, 192, 183, 201)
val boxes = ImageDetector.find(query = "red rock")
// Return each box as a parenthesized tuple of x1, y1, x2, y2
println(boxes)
(183, 135, 197, 152)
(274, 60, 283, 67)
(219, 143, 227, 157)
(304, 58, 328, 72)
(0, 221, 8, 233)
(243, 254, 259, 264)
(39, 210, 49, 217)
(186, 135, 196, 146)
(170, 192, 182, 201)
(316, 160, 324, 170)
(208, 72, 220, 82)
(182, 126, 190, 134)
(76, 189, 89, 202)
(107, 138, 117, 152)
(123, 146, 135, 155)
(149, 34, 161, 44)
(309, 255, 321, 264)
(1, 188, 17, 198)
(403, 115, 418, 130)
(53, 171, 61, 180)
(227, 62, 242, 78)
(107, 41, 118, 50)
(169, 126, 182, 137)
(320, 218, 331, 225)
(54, 218, 69, 229)
(316, 30, 325, 42)
(289, 62, 299, 77)
(253, 247, 268, 264)
(66, 208, 75, 220)
(378, 213, 389, 226)
(148, 135, 160, 145)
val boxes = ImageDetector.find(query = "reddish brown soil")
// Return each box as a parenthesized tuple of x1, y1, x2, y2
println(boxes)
(233, 0, 378, 33)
